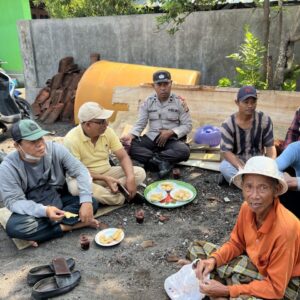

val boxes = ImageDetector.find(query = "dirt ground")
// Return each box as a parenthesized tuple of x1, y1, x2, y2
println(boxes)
(0, 121, 244, 300)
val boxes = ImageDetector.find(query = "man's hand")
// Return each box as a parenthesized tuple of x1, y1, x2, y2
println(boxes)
(195, 257, 216, 281)
(283, 172, 298, 190)
(79, 202, 93, 223)
(199, 279, 230, 298)
(237, 160, 245, 171)
(125, 176, 137, 199)
(156, 129, 174, 147)
(46, 206, 65, 221)
(105, 176, 120, 193)
(120, 134, 134, 146)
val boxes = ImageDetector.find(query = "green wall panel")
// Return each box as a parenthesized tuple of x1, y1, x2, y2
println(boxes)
(0, 0, 31, 73)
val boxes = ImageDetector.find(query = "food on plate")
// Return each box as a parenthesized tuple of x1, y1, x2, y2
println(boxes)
(112, 229, 123, 241)
(99, 229, 123, 244)
(99, 235, 114, 244)
(160, 182, 174, 191)
(149, 192, 165, 202)
(64, 211, 78, 219)
(172, 189, 192, 201)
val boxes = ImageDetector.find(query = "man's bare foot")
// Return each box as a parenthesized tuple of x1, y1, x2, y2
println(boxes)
(61, 218, 103, 231)
(98, 221, 109, 230)
(177, 259, 191, 266)
(88, 218, 100, 229)
(29, 241, 38, 248)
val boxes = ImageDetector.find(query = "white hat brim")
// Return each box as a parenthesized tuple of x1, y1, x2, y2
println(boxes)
(231, 170, 288, 196)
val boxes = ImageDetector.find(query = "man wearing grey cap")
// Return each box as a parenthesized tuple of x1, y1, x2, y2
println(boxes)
(0, 119, 100, 246)
(121, 70, 192, 178)
(64, 102, 146, 205)
(219, 85, 276, 186)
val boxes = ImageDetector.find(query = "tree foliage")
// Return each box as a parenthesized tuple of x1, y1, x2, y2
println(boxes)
(33, 0, 137, 18)
(152, 0, 221, 34)
(225, 26, 267, 89)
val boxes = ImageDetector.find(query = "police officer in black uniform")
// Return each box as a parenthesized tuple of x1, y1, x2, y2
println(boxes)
(121, 70, 192, 178)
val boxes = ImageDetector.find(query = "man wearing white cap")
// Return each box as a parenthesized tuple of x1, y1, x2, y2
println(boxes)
(64, 102, 146, 205)
(186, 156, 300, 299)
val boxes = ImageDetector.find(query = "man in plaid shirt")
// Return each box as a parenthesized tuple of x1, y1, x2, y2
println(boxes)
(284, 107, 300, 149)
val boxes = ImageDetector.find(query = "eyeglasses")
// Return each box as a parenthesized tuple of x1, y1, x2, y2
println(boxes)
(89, 119, 107, 125)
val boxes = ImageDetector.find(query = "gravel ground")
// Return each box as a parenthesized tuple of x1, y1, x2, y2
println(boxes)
(0, 122, 254, 300)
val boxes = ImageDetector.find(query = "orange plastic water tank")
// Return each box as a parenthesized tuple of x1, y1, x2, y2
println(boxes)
(74, 60, 200, 123)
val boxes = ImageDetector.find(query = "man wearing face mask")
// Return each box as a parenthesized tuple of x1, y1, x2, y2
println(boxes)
(0, 119, 100, 246)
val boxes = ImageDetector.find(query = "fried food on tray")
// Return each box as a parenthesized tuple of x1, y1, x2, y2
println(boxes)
(160, 182, 174, 191)
(64, 211, 78, 219)
(149, 192, 165, 202)
(172, 189, 191, 201)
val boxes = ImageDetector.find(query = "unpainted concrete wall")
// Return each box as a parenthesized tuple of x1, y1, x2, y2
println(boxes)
(18, 7, 300, 103)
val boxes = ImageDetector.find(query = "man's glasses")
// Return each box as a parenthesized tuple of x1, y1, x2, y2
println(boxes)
(89, 119, 107, 125)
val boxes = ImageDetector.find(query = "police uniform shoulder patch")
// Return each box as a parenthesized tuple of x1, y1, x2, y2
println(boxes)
(178, 95, 189, 112)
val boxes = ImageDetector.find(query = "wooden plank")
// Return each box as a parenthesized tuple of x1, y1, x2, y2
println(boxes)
(189, 152, 221, 162)
(178, 160, 220, 172)
(111, 86, 300, 140)
(190, 143, 220, 151)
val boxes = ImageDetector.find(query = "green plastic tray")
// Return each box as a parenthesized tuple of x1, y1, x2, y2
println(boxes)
(144, 180, 197, 208)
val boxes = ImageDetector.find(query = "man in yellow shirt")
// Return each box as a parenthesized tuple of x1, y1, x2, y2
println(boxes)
(64, 102, 146, 205)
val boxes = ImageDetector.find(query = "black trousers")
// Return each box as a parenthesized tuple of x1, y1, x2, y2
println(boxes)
(279, 190, 300, 219)
(6, 195, 99, 243)
(129, 135, 190, 164)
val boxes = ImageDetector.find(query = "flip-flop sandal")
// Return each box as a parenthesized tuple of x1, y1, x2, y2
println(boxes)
(27, 257, 75, 286)
(31, 270, 81, 299)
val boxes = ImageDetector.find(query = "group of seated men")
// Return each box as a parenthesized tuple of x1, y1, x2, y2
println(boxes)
(0, 69, 299, 299)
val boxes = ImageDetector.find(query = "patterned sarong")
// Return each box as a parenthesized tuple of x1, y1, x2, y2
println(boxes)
(187, 240, 300, 300)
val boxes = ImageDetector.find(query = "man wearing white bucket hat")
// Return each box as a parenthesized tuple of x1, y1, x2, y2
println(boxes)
(187, 156, 300, 299)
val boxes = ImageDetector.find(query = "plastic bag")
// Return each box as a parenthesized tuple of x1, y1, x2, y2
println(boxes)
(164, 261, 207, 300)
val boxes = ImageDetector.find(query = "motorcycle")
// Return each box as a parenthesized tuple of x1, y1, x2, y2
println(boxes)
(0, 70, 32, 135)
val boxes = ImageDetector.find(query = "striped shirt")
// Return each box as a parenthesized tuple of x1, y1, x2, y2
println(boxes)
(221, 111, 274, 162)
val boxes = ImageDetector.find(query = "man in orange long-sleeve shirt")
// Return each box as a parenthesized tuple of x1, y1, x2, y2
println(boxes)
(190, 156, 300, 299)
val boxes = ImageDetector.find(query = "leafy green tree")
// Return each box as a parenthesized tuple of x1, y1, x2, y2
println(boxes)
(152, 0, 220, 34)
(154, 0, 300, 90)
(222, 26, 267, 89)
(33, 0, 137, 18)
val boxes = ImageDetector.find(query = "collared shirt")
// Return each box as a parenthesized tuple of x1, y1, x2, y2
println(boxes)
(130, 93, 192, 141)
(220, 111, 274, 162)
(211, 198, 300, 299)
(284, 107, 300, 149)
(64, 125, 123, 174)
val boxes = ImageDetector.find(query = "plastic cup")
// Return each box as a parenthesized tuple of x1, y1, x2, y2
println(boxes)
(80, 234, 90, 250)
(172, 168, 180, 179)
(135, 209, 145, 224)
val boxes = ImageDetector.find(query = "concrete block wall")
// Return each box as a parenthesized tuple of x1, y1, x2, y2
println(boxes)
(18, 7, 300, 103)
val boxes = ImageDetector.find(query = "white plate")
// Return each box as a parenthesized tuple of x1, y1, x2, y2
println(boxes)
(147, 189, 168, 203)
(95, 228, 124, 247)
(170, 188, 193, 202)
